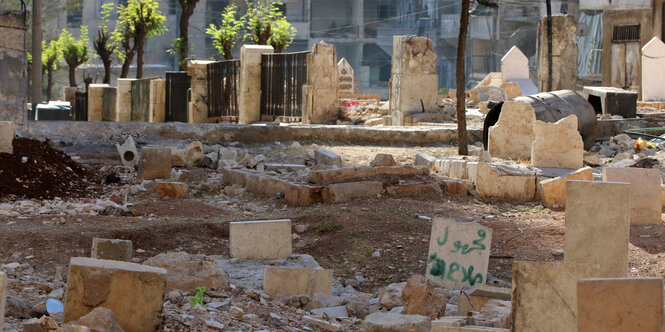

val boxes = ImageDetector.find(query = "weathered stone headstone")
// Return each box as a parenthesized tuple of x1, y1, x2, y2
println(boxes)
(602, 167, 662, 224)
(488, 101, 535, 160)
(229, 219, 292, 260)
(138, 147, 172, 180)
(642, 37, 665, 102)
(186, 59, 214, 123)
(87, 83, 110, 122)
(263, 267, 332, 297)
(0, 121, 15, 154)
(426, 218, 492, 289)
(338, 57, 354, 97)
(64, 257, 167, 332)
(538, 167, 593, 208)
(148, 78, 165, 123)
(501, 46, 529, 81)
(302, 42, 339, 124)
(577, 277, 664, 332)
(476, 162, 536, 202)
(512, 262, 600, 332)
(531, 115, 584, 169)
(564, 180, 630, 277)
(238, 46, 274, 124)
(91, 238, 132, 261)
(0, 271, 5, 330)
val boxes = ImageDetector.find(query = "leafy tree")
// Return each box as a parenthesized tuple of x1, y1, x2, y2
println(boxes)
(58, 26, 89, 87)
(42, 40, 61, 101)
(94, 3, 116, 84)
(175, 0, 200, 70)
(206, 4, 243, 60)
(112, 18, 136, 79)
(242, 0, 295, 53)
(267, 17, 296, 53)
(114, 0, 166, 78)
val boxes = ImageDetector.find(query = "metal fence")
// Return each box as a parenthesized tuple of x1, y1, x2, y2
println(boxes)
(260, 51, 309, 119)
(207, 60, 240, 120)
(74, 91, 88, 121)
(165, 71, 190, 122)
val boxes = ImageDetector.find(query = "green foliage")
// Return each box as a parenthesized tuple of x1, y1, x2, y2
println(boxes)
(188, 286, 207, 307)
(58, 26, 89, 68)
(267, 17, 296, 52)
(99, 3, 115, 32)
(42, 39, 61, 71)
(206, 4, 243, 58)
(113, 0, 167, 60)
(242, 0, 286, 45)
(311, 220, 343, 234)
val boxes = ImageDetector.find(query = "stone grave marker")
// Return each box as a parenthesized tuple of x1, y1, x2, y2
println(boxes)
(488, 101, 535, 160)
(230, 219, 292, 260)
(602, 167, 662, 225)
(91, 238, 133, 261)
(263, 267, 332, 297)
(426, 218, 492, 289)
(338, 57, 354, 97)
(564, 180, 630, 277)
(501, 46, 529, 81)
(531, 115, 584, 169)
(642, 37, 665, 102)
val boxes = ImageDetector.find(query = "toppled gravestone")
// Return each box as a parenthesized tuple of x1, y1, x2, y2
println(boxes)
(538, 167, 593, 208)
(263, 267, 332, 298)
(401, 274, 447, 319)
(361, 312, 431, 332)
(144, 251, 229, 292)
(315, 148, 342, 168)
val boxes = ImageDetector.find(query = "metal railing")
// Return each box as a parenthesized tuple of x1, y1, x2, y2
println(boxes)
(165, 71, 190, 122)
(206, 60, 240, 120)
(260, 51, 309, 118)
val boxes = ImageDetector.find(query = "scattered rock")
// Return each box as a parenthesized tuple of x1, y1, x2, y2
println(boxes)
(369, 154, 397, 167)
(378, 282, 406, 310)
(315, 148, 343, 168)
(401, 274, 447, 319)
(171, 141, 204, 168)
(144, 252, 230, 292)
(78, 307, 124, 332)
(361, 312, 431, 332)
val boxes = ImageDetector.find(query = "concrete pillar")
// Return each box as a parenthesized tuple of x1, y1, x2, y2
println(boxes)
(149, 79, 166, 123)
(186, 60, 214, 123)
(115, 79, 132, 122)
(238, 45, 274, 124)
(302, 42, 339, 124)
(87, 84, 110, 122)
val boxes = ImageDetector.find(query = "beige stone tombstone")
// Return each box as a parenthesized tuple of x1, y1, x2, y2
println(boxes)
(229, 219, 292, 260)
(302, 42, 339, 124)
(531, 115, 584, 169)
(564, 180, 630, 277)
(238, 45, 274, 124)
(538, 167, 593, 208)
(512, 262, 600, 332)
(487, 101, 535, 160)
(148, 78, 165, 123)
(186, 60, 215, 123)
(426, 218, 492, 289)
(115, 79, 132, 122)
(338, 57, 354, 97)
(263, 267, 332, 297)
(577, 277, 664, 332)
(642, 37, 665, 102)
(602, 167, 662, 224)
(87, 83, 110, 122)
(501, 46, 529, 82)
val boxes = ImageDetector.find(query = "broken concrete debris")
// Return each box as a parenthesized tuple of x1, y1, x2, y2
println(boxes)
(402, 274, 447, 319)
(115, 136, 138, 168)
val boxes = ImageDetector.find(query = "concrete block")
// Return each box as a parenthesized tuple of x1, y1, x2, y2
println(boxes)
(263, 267, 332, 297)
(427, 218, 492, 289)
(531, 115, 584, 169)
(565, 180, 630, 277)
(309, 166, 377, 184)
(583, 86, 637, 118)
(458, 284, 511, 316)
(91, 238, 132, 262)
(0, 121, 15, 154)
(467, 162, 478, 184)
(115, 136, 138, 168)
(314, 148, 342, 167)
(321, 181, 383, 203)
(512, 262, 600, 332)
(156, 182, 188, 199)
(578, 277, 664, 332)
(488, 101, 535, 160)
(138, 147, 172, 181)
(415, 152, 436, 170)
(476, 162, 536, 202)
(0, 271, 5, 330)
(64, 257, 167, 332)
(362, 312, 431, 332)
(229, 219, 292, 260)
(602, 167, 662, 224)
(538, 167, 593, 208)
(448, 160, 468, 179)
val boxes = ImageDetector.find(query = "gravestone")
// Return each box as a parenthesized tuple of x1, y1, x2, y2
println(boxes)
(642, 37, 665, 102)
(302, 42, 339, 124)
(87, 84, 110, 122)
(564, 180, 630, 277)
(426, 218, 492, 289)
(238, 46, 274, 124)
(338, 57, 354, 97)
(531, 115, 584, 169)
(577, 277, 664, 332)
(229, 219, 292, 260)
(602, 167, 662, 224)
(512, 262, 600, 332)
(138, 147, 172, 181)
(488, 101, 535, 160)
(501, 46, 529, 81)
(91, 238, 132, 261)
(538, 167, 593, 208)
(263, 267, 332, 297)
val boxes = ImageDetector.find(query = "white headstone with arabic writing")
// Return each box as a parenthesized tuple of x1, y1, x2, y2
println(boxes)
(426, 218, 492, 289)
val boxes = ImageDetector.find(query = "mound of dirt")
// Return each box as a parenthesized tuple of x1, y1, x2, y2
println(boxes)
(0, 138, 99, 199)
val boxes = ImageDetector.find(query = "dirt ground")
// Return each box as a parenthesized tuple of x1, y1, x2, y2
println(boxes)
(1, 141, 664, 330)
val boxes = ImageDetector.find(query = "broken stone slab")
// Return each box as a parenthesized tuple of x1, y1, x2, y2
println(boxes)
(449, 160, 468, 179)
(229, 219, 292, 260)
(458, 284, 511, 316)
(138, 147, 172, 181)
(476, 162, 536, 202)
(370, 153, 397, 167)
(431, 316, 469, 329)
(602, 167, 662, 225)
(361, 312, 431, 332)
(171, 141, 204, 168)
(115, 136, 138, 168)
(78, 307, 123, 332)
(577, 277, 664, 332)
(488, 101, 535, 160)
(376, 165, 430, 176)
(222, 167, 248, 186)
(415, 153, 436, 170)
(385, 182, 442, 197)
(91, 238, 132, 262)
(302, 315, 343, 331)
(23, 315, 59, 332)
(321, 181, 383, 203)
(531, 115, 584, 169)
(177, 168, 207, 183)
(0, 121, 15, 154)
(379, 282, 405, 310)
(264, 163, 307, 172)
(512, 262, 600, 332)
(263, 267, 332, 297)
(538, 167, 593, 208)
(565, 181, 630, 277)
(156, 182, 189, 199)
(402, 274, 447, 319)
(426, 218, 492, 289)
(143, 251, 229, 292)
(0, 271, 5, 330)
(310, 167, 377, 184)
(310, 305, 349, 319)
(64, 257, 167, 332)
(315, 148, 342, 168)
(468, 299, 511, 328)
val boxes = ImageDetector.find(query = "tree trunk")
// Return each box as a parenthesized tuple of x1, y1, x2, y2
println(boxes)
(46, 67, 53, 101)
(455, 0, 469, 156)
(68, 65, 76, 87)
(136, 31, 145, 78)
(121, 57, 132, 78)
(103, 59, 112, 84)
(178, 2, 196, 71)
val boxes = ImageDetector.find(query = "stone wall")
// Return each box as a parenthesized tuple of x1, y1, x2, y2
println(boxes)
(389, 36, 438, 126)
(302, 42, 339, 124)
(0, 10, 27, 127)
(536, 15, 577, 92)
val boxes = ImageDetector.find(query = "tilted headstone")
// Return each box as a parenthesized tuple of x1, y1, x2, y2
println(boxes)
(642, 37, 665, 102)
